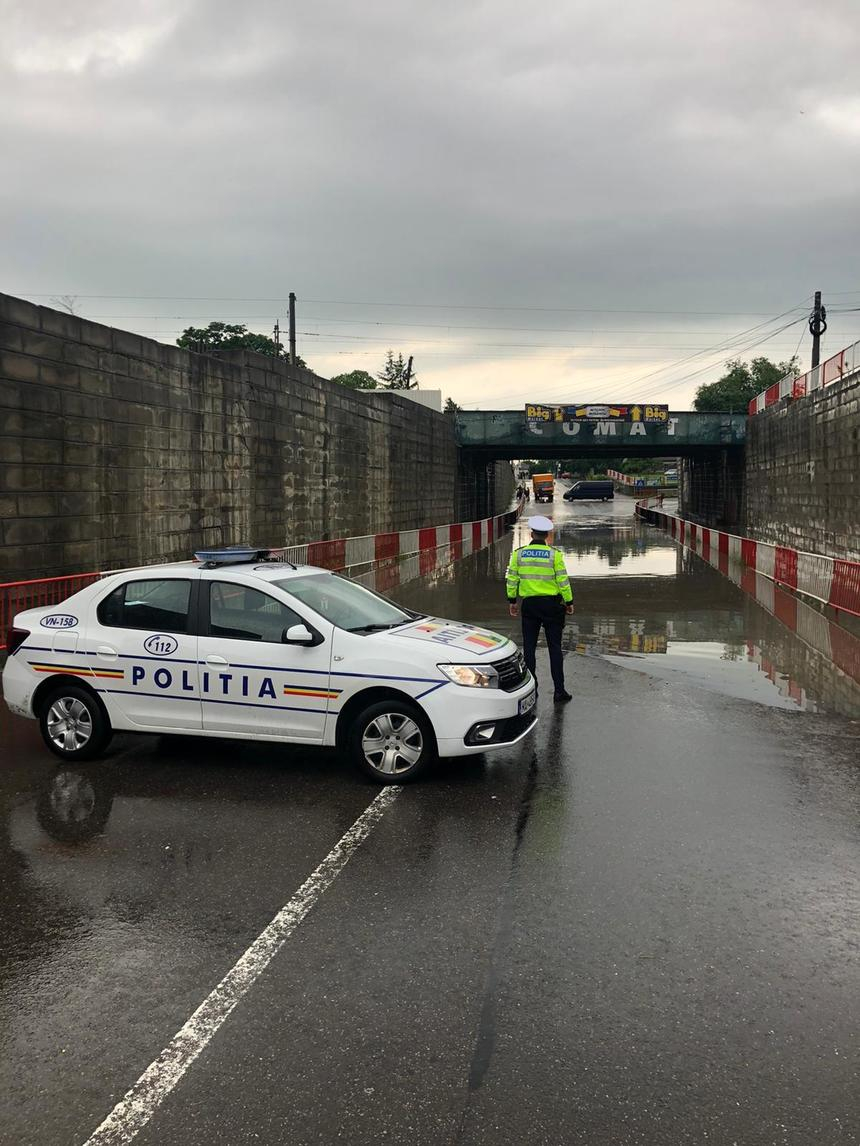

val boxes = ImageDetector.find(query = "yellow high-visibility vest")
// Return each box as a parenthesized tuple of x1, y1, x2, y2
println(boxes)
(506, 543, 572, 602)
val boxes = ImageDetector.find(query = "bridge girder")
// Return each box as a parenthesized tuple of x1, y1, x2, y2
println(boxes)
(455, 410, 746, 460)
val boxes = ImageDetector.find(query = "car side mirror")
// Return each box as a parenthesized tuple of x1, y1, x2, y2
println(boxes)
(283, 624, 322, 647)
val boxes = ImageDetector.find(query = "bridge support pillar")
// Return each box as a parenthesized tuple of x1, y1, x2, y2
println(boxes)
(457, 456, 515, 522)
(679, 448, 745, 533)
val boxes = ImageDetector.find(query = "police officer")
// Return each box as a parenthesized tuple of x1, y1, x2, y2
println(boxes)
(506, 515, 573, 703)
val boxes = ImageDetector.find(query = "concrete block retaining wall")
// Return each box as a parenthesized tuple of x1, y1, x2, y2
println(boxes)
(746, 372, 860, 562)
(0, 294, 486, 580)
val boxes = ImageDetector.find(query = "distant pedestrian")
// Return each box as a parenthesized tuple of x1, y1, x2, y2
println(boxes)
(506, 515, 573, 703)
(656, 490, 664, 509)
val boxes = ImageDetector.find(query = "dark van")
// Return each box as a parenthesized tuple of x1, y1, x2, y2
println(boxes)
(563, 480, 614, 502)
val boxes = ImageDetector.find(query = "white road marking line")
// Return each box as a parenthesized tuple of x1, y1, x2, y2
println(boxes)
(82, 785, 402, 1146)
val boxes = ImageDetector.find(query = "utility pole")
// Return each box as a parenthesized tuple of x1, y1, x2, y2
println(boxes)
(288, 292, 297, 366)
(404, 354, 414, 388)
(273, 319, 280, 357)
(809, 290, 827, 370)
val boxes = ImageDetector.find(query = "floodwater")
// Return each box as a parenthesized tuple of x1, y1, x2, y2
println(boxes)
(391, 494, 860, 720)
(2, 490, 860, 1146)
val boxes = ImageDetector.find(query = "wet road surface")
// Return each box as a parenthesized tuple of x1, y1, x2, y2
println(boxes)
(2, 492, 859, 1145)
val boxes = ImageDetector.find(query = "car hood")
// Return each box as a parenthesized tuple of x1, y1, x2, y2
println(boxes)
(381, 617, 515, 659)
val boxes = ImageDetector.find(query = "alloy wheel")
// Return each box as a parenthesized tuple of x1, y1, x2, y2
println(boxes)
(46, 697, 94, 753)
(361, 712, 423, 776)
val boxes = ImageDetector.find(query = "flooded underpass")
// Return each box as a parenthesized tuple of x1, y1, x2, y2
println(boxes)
(2, 496, 859, 1146)
(391, 496, 860, 720)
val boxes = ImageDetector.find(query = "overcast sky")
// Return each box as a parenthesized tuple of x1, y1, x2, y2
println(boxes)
(2, 0, 860, 407)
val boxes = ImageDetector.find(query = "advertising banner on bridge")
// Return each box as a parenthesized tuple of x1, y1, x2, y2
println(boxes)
(525, 403, 669, 425)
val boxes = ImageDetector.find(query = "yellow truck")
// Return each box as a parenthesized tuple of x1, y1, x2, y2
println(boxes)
(532, 473, 554, 503)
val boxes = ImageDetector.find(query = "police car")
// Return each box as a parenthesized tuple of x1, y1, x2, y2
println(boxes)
(3, 547, 537, 782)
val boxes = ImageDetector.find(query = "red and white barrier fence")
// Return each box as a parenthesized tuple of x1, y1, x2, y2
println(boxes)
(635, 503, 860, 619)
(748, 337, 860, 414)
(0, 506, 522, 651)
(716, 554, 859, 699)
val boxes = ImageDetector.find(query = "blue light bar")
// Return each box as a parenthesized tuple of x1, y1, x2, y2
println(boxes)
(193, 546, 271, 566)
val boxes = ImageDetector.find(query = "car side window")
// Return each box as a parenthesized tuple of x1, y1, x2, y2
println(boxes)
(208, 582, 304, 643)
(97, 579, 192, 633)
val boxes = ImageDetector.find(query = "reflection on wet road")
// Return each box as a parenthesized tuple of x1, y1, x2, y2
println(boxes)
(2, 494, 859, 1145)
(394, 495, 860, 718)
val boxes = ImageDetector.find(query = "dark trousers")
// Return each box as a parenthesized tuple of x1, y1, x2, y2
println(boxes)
(521, 597, 566, 693)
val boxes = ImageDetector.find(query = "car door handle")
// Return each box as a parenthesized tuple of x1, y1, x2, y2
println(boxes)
(205, 655, 228, 665)
(96, 645, 118, 659)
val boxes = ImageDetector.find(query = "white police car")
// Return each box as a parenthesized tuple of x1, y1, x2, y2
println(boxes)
(3, 548, 537, 782)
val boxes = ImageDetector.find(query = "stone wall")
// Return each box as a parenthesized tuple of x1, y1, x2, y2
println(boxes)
(0, 293, 471, 580)
(745, 372, 860, 561)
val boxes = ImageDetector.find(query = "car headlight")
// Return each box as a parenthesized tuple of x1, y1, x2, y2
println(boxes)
(438, 663, 500, 688)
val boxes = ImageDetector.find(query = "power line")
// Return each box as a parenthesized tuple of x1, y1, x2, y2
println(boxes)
(469, 306, 806, 405)
(11, 290, 802, 317)
(66, 312, 809, 336)
(456, 309, 808, 406)
(633, 317, 805, 402)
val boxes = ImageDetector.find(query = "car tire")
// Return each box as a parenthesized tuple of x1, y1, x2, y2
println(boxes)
(38, 684, 112, 762)
(348, 699, 435, 783)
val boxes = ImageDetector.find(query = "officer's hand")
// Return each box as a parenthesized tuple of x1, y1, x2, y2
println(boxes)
(509, 603, 519, 617)
(565, 604, 574, 615)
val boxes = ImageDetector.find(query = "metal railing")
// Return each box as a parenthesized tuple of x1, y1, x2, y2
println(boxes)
(748, 338, 860, 414)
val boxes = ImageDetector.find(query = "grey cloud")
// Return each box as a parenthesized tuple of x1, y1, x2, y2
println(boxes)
(2, 0, 859, 404)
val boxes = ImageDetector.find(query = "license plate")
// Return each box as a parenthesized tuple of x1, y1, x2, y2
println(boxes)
(518, 690, 536, 716)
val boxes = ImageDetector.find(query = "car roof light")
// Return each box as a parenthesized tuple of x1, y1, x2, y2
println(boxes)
(193, 546, 273, 567)
(192, 546, 298, 570)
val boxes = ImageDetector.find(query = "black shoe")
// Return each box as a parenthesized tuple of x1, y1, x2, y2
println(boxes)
(553, 691, 573, 703)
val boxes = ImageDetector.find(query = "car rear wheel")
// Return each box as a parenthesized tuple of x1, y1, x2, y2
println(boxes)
(348, 700, 435, 783)
(39, 685, 112, 761)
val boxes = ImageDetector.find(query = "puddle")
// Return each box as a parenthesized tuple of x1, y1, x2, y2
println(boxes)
(600, 641, 817, 711)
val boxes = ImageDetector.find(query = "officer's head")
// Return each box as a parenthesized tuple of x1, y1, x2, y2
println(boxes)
(529, 514, 553, 543)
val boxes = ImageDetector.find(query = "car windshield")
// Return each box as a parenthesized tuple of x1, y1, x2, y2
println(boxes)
(273, 574, 418, 633)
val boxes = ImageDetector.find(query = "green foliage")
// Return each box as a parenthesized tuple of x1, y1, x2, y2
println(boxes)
(377, 350, 417, 389)
(693, 356, 798, 412)
(619, 457, 658, 474)
(177, 322, 307, 367)
(444, 397, 462, 414)
(330, 369, 377, 390)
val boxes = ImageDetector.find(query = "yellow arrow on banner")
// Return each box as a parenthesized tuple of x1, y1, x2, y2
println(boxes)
(631, 404, 642, 422)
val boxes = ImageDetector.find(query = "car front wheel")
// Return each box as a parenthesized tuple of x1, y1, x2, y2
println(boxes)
(39, 685, 112, 761)
(348, 700, 435, 783)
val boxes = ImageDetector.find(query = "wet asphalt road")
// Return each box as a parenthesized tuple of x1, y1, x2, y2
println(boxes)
(2, 493, 859, 1145)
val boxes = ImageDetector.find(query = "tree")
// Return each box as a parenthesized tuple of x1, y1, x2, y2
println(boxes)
(377, 350, 417, 389)
(330, 369, 377, 390)
(176, 321, 307, 367)
(444, 397, 461, 414)
(50, 294, 79, 315)
(693, 355, 798, 412)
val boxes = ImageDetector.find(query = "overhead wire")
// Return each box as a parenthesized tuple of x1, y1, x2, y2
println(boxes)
(457, 311, 808, 407)
(461, 303, 809, 406)
(57, 311, 811, 337)
(13, 290, 803, 317)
